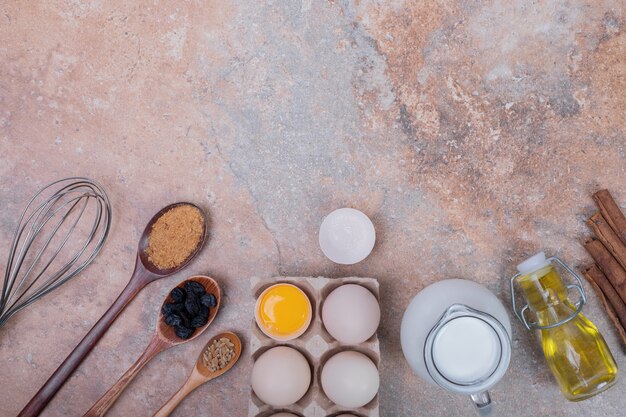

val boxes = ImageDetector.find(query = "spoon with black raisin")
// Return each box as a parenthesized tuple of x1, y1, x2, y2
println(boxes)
(83, 275, 221, 417)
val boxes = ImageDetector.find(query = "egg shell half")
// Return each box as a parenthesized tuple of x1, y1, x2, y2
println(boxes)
(318, 208, 376, 265)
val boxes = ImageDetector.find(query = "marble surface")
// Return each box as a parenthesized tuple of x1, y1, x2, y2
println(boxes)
(1, 1, 625, 416)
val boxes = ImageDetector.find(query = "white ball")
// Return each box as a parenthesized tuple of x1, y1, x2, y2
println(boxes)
(322, 284, 380, 344)
(252, 346, 311, 406)
(319, 208, 375, 264)
(321, 350, 379, 408)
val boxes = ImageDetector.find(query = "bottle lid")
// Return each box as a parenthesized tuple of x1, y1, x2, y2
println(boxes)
(517, 252, 550, 276)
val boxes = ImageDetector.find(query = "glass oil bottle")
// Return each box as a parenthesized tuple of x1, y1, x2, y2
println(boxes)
(510, 252, 618, 401)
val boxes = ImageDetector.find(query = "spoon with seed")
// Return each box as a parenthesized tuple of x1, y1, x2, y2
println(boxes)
(152, 332, 242, 417)
(19, 202, 208, 417)
(84, 275, 221, 417)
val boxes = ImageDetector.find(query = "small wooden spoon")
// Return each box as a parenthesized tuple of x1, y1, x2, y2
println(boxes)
(83, 275, 221, 417)
(153, 332, 242, 417)
(19, 202, 208, 417)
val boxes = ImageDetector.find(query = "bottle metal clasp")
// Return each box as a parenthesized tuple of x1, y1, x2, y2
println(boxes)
(509, 256, 587, 330)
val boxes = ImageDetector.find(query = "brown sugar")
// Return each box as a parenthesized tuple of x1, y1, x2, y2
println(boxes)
(146, 205, 204, 269)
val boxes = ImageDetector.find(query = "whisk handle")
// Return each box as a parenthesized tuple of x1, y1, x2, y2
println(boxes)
(18, 262, 153, 417)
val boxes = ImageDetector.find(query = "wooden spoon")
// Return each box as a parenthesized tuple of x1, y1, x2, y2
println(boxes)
(18, 203, 207, 417)
(83, 275, 221, 417)
(152, 332, 242, 417)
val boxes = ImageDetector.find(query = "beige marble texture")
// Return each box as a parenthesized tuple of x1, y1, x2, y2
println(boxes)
(1, 0, 625, 416)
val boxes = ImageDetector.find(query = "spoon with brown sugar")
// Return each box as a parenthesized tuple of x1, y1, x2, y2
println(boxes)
(152, 332, 242, 417)
(83, 275, 221, 417)
(19, 202, 208, 417)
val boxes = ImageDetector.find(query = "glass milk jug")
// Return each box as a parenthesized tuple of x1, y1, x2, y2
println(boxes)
(510, 252, 618, 401)
(401, 279, 512, 415)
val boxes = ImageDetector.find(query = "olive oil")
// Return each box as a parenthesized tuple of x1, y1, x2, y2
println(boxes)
(518, 265, 618, 401)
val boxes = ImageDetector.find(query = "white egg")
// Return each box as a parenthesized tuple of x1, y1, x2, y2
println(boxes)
(321, 350, 379, 408)
(322, 284, 380, 344)
(319, 208, 376, 264)
(252, 346, 311, 407)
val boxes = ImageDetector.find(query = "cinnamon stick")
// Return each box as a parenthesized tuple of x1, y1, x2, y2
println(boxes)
(593, 189, 626, 247)
(583, 265, 626, 348)
(584, 238, 626, 305)
(587, 212, 626, 271)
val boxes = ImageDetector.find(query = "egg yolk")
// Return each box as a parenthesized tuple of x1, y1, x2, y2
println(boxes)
(258, 284, 311, 338)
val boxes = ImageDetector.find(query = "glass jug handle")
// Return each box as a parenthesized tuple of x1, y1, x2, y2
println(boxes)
(470, 391, 492, 416)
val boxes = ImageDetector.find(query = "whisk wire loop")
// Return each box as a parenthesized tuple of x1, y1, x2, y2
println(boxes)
(8, 196, 89, 309)
(0, 177, 111, 328)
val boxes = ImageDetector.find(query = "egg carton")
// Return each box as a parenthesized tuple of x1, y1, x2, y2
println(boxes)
(248, 276, 380, 417)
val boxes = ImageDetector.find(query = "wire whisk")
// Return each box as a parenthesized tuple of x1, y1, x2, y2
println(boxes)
(0, 177, 111, 328)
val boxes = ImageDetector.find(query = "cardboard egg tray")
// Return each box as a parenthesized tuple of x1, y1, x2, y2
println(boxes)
(248, 276, 380, 417)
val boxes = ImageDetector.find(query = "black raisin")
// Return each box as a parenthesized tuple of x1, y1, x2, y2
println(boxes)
(164, 313, 182, 327)
(174, 325, 194, 339)
(169, 287, 185, 302)
(190, 314, 208, 328)
(178, 310, 192, 327)
(185, 281, 205, 296)
(164, 302, 185, 315)
(200, 294, 217, 308)
(162, 303, 173, 315)
(198, 305, 209, 318)
(185, 294, 200, 316)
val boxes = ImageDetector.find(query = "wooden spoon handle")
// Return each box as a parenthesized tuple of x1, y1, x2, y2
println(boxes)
(152, 373, 204, 417)
(84, 335, 169, 417)
(18, 260, 152, 417)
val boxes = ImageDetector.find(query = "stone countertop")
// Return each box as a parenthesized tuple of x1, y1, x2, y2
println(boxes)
(1, 1, 625, 416)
